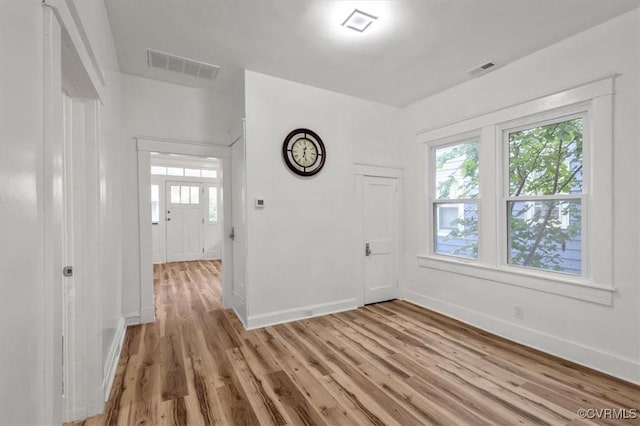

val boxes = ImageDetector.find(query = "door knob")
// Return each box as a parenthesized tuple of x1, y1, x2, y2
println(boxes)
(365, 243, 371, 256)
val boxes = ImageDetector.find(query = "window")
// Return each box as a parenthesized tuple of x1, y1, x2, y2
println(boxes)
(170, 185, 201, 204)
(184, 168, 201, 177)
(432, 140, 479, 259)
(151, 184, 160, 223)
(151, 166, 167, 175)
(201, 169, 217, 179)
(505, 115, 584, 275)
(208, 187, 218, 222)
(150, 166, 218, 179)
(418, 78, 614, 303)
(437, 205, 460, 232)
(167, 167, 184, 176)
(190, 186, 200, 204)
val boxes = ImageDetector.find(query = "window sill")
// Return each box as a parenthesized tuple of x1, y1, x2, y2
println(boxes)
(416, 255, 615, 305)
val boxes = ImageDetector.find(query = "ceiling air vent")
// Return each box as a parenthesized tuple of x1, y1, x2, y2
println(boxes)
(468, 60, 496, 76)
(147, 49, 220, 80)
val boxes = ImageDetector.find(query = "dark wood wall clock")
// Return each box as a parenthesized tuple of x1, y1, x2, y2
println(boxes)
(282, 128, 326, 177)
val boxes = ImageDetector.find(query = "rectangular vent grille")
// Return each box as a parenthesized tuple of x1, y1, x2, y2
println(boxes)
(147, 49, 220, 80)
(468, 60, 496, 75)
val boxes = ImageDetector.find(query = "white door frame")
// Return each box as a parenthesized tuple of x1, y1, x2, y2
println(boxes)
(44, 0, 106, 423)
(354, 164, 404, 307)
(137, 138, 233, 323)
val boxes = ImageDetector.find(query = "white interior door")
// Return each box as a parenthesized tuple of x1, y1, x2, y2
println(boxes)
(363, 175, 399, 304)
(165, 181, 204, 262)
(231, 136, 247, 313)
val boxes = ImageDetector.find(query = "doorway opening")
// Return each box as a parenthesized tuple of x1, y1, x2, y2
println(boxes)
(149, 154, 222, 264)
(136, 139, 234, 326)
(147, 153, 225, 312)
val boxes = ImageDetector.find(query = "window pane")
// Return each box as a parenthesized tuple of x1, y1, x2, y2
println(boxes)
(438, 206, 459, 231)
(167, 167, 184, 176)
(184, 168, 200, 177)
(151, 185, 159, 223)
(435, 142, 479, 199)
(434, 203, 478, 259)
(201, 169, 217, 179)
(509, 117, 583, 196)
(150, 166, 167, 175)
(181, 186, 190, 204)
(209, 187, 218, 222)
(170, 185, 180, 204)
(190, 186, 200, 204)
(508, 199, 581, 274)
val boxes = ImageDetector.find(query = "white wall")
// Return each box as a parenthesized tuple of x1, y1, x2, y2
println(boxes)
(400, 9, 640, 383)
(244, 71, 401, 327)
(0, 0, 127, 422)
(121, 73, 243, 320)
(0, 2, 50, 424)
(121, 73, 244, 145)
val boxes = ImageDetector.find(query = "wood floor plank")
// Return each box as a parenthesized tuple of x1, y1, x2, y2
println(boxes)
(257, 332, 360, 425)
(225, 347, 289, 426)
(70, 260, 640, 426)
(265, 370, 327, 426)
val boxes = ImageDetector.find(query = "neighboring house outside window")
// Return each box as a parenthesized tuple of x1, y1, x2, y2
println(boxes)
(432, 140, 479, 259)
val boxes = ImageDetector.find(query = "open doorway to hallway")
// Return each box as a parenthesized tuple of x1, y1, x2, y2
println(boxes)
(135, 137, 238, 329)
(147, 153, 225, 310)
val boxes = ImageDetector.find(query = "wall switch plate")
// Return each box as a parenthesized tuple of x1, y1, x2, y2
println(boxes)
(255, 198, 265, 208)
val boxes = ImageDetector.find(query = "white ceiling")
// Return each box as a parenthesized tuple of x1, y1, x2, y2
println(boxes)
(105, 0, 639, 107)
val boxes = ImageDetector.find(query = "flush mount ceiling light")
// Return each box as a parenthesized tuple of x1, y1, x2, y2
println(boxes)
(342, 9, 378, 32)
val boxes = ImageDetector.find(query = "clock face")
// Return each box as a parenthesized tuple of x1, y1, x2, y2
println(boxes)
(282, 129, 326, 176)
(291, 138, 318, 167)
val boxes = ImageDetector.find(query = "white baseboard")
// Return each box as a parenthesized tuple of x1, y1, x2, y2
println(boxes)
(246, 298, 357, 330)
(232, 294, 247, 328)
(86, 401, 104, 420)
(139, 306, 155, 324)
(65, 400, 104, 424)
(403, 289, 640, 385)
(102, 317, 127, 401)
(125, 312, 141, 326)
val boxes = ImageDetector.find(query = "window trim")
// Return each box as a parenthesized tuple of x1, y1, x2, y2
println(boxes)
(416, 75, 615, 305)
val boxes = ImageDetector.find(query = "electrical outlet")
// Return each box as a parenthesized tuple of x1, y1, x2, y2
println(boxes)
(514, 306, 524, 319)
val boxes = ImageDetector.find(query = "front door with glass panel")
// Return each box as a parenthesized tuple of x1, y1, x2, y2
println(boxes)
(166, 181, 204, 262)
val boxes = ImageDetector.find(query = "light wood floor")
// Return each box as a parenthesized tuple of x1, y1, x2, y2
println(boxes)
(73, 260, 640, 425)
